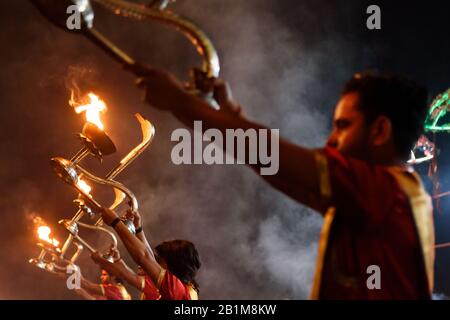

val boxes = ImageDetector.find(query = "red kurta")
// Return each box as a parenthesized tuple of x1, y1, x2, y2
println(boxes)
(312, 147, 434, 300)
(96, 284, 131, 300)
(140, 269, 197, 300)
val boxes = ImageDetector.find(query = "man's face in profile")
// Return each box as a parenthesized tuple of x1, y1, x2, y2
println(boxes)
(326, 92, 370, 160)
(100, 270, 110, 284)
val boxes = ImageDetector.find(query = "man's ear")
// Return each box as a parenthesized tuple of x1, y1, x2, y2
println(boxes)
(370, 116, 392, 146)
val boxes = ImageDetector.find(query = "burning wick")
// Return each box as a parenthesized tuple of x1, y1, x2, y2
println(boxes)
(70, 92, 107, 130)
(37, 225, 60, 247)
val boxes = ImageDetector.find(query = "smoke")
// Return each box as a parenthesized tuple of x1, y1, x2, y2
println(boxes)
(64, 65, 98, 102)
(120, 0, 371, 299)
(432, 293, 450, 300)
(151, 0, 374, 299)
(0, 0, 383, 299)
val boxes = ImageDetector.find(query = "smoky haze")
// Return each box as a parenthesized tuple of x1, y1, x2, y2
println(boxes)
(1, 0, 448, 299)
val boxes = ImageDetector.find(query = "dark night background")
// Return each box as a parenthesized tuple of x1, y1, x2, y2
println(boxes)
(0, 0, 449, 299)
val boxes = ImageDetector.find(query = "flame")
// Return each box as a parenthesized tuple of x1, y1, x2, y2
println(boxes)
(70, 92, 107, 130)
(37, 225, 60, 247)
(77, 178, 92, 195)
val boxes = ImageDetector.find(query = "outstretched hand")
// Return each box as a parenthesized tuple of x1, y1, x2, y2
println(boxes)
(55, 269, 69, 280)
(126, 63, 189, 112)
(91, 251, 106, 265)
(54, 263, 80, 281)
(124, 209, 142, 229)
(127, 63, 244, 118)
(109, 246, 121, 262)
(212, 78, 243, 117)
(91, 246, 121, 265)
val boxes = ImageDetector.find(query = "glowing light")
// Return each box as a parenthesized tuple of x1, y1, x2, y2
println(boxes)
(37, 225, 60, 247)
(78, 0, 89, 12)
(408, 135, 435, 165)
(425, 89, 450, 132)
(77, 177, 92, 196)
(70, 92, 107, 130)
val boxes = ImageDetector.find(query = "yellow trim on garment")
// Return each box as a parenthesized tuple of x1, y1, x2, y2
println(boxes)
(100, 284, 105, 297)
(139, 276, 146, 291)
(310, 151, 334, 300)
(386, 167, 435, 293)
(116, 283, 132, 300)
(310, 207, 336, 300)
(157, 268, 167, 289)
(188, 285, 199, 300)
(139, 276, 162, 300)
(310, 150, 435, 298)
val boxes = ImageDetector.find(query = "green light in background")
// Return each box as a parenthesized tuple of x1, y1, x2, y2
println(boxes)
(425, 88, 450, 132)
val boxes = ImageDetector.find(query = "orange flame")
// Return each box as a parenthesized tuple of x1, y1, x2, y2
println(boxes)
(77, 177, 92, 196)
(70, 92, 107, 130)
(37, 225, 60, 247)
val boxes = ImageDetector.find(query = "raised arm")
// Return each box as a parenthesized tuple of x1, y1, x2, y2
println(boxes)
(134, 67, 325, 211)
(124, 209, 155, 259)
(54, 267, 99, 300)
(74, 288, 96, 300)
(100, 208, 162, 285)
(91, 251, 145, 291)
(79, 275, 104, 297)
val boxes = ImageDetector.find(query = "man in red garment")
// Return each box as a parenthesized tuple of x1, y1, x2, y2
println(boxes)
(92, 210, 200, 300)
(91, 244, 199, 300)
(128, 67, 434, 299)
(137, 240, 200, 300)
(94, 269, 131, 300)
(58, 266, 131, 300)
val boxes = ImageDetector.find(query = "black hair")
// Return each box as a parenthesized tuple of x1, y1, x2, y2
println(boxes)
(342, 71, 428, 158)
(155, 240, 201, 293)
(101, 269, 123, 285)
